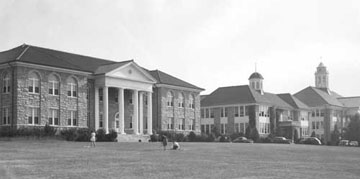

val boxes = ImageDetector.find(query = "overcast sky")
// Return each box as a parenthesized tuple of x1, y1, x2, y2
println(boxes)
(1, 0, 360, 96)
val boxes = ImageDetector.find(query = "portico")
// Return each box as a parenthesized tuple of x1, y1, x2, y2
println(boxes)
(93, 61, 156, 135)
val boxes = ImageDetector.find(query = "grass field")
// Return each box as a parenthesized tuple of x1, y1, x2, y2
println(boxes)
(1, 140, 360, 179)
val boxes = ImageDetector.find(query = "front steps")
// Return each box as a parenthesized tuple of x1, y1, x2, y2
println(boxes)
(116, 133, 151, 142)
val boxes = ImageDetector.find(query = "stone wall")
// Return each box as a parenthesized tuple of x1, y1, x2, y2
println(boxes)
(154, 86, 201, 134)
(15, 66, 88, 128)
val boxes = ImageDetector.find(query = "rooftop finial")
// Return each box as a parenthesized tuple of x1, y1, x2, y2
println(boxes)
(255, 62, 257, 72)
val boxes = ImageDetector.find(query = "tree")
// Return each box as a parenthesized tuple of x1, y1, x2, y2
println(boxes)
(211, 126, 220, 137)
(249, 128, 259, 142)
(345, 113, 360, 142)
(331, 124, 340, 145)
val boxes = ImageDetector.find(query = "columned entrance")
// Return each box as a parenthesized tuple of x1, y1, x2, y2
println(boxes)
(93, 61, 156, 135)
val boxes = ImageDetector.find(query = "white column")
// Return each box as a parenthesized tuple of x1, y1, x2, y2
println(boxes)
(103, 86, 109, 134)
(133, 89, 139, 135)
(118, 88, 125, 134)
(94, 87, 99, 131)
(139, 92, 144, 134)
(147, 92, 153, 135)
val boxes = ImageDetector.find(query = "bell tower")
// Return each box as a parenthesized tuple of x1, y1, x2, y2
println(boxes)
(315, 62, 329, 89)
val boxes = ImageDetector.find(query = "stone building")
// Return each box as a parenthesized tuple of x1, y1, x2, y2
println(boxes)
(0, 44, 202, 138)
(200, 72, 311, 140)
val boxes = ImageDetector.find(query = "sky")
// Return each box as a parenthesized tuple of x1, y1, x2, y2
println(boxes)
(1, 0, 360, 96)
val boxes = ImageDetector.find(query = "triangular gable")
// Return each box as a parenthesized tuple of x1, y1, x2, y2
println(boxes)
(106, 61, 157, 84)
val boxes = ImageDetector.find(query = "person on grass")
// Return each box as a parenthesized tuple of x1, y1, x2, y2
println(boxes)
(172, 141, 180, 150)
(90, 131, 96, 147)
(162, 135, 168, 150)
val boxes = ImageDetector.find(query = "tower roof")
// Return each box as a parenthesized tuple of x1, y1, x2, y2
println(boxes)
(318, 62, 325, 67)
(248, 72, 264, 80)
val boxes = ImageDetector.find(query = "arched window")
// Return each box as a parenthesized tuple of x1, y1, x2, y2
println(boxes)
(178, 93, 184, 108)
(3, 72, 10, 93)
(28, 72, 40, 94)
(167, 91, 174, 107)
(67, 77, 77, 97)
(48, 74, 59, 95)
(189, 94, 195, 109)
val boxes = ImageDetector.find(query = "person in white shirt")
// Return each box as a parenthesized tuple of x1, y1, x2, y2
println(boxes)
(90, 131, 96, 147)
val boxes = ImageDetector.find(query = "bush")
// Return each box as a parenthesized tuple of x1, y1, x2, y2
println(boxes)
(44, 124, 56, 136)
(150, 134, 160, 142)
(60, 128, 77, 141)
(249, 128, 260, 142)
(0, 126, 16, 137)
(75, 128, 92, 142)
(188, 131, 197, 142)
(105, 130, 118, 142)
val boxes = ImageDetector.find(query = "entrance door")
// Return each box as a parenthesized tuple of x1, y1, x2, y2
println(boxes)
(115, 113, 120, 132)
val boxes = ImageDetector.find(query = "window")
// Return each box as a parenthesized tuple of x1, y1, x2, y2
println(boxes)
(312, 121, 316, 129)
(205, 124, 210, 134)
(178, 93, 184, 108)
(240, 123, 246, 134)
(28, 72, 40, 94)
(189, 95, 195, 109)
(3, 73, 10, 93)
(167, 92, 174, 107)
(99, 113, 103, 128)
(240, 106, 244, 117)
(48, 74, 59, 95)
(28, 107, 40, 125)
(256, 82, 259, 89)
(316, 109, 320, 117)
(320, 121, 324, 129)
(205, 108, 210, 118)
(201, 109, 205, 118)
(245, 106, 249, 116)
(235, 123, 239, 133)
(188, 119, 194, 130)
(48, 109, 59, 126)
(178, 118, 185, 130)
(220, 123, 227, 134)
(167, 117, 174, 130)
(210, 108, 214, 118)
(320, 110, 324, 117)
(234, 106, 239, 117)
(201, 125, 205, 133)
(259, 122, 270, 134)
(316, 121, 320, 129)
(301, 127, 309, 136)
(221, 107, 227, 117)
(2, 107, 10, 125)
(67, 110, 77, 126)
(67, 77, 77, 97)
(312, 111, 315, 117)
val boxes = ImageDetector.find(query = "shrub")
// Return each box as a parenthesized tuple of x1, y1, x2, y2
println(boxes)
(105, 130, 118, 142)
(96, 129, 107, 141)
(44, 124, 56, 136)
(60, 128, 77, 141)
(0, 126, 16, 137)
(188, 131, 197, 142)
(150, 134, 160, 142)
(249, 128, 260, 142)
(75, 128, 92, 142)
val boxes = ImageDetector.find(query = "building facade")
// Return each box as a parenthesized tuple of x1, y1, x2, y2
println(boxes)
(200, 72, 311, 140)
(0, 44, 202, 136)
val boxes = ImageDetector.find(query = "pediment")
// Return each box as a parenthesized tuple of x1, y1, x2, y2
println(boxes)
(106, 62, 156, 84)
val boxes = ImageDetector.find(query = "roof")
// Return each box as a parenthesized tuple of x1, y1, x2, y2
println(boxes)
(201, 85, 296, 107)
(248, 72, 264, 80)
(277, 93, 309, 110)
(200, 95, 209, 101)
(0, 44, 117, 73)
(294, 86, 343, 107)
(263, 93, 293, 109)
(148, 70, 204, 91)
(338, 97, 360, 108)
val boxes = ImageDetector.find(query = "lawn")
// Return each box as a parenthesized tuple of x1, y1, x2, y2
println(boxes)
(0, 139, 360, 179)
